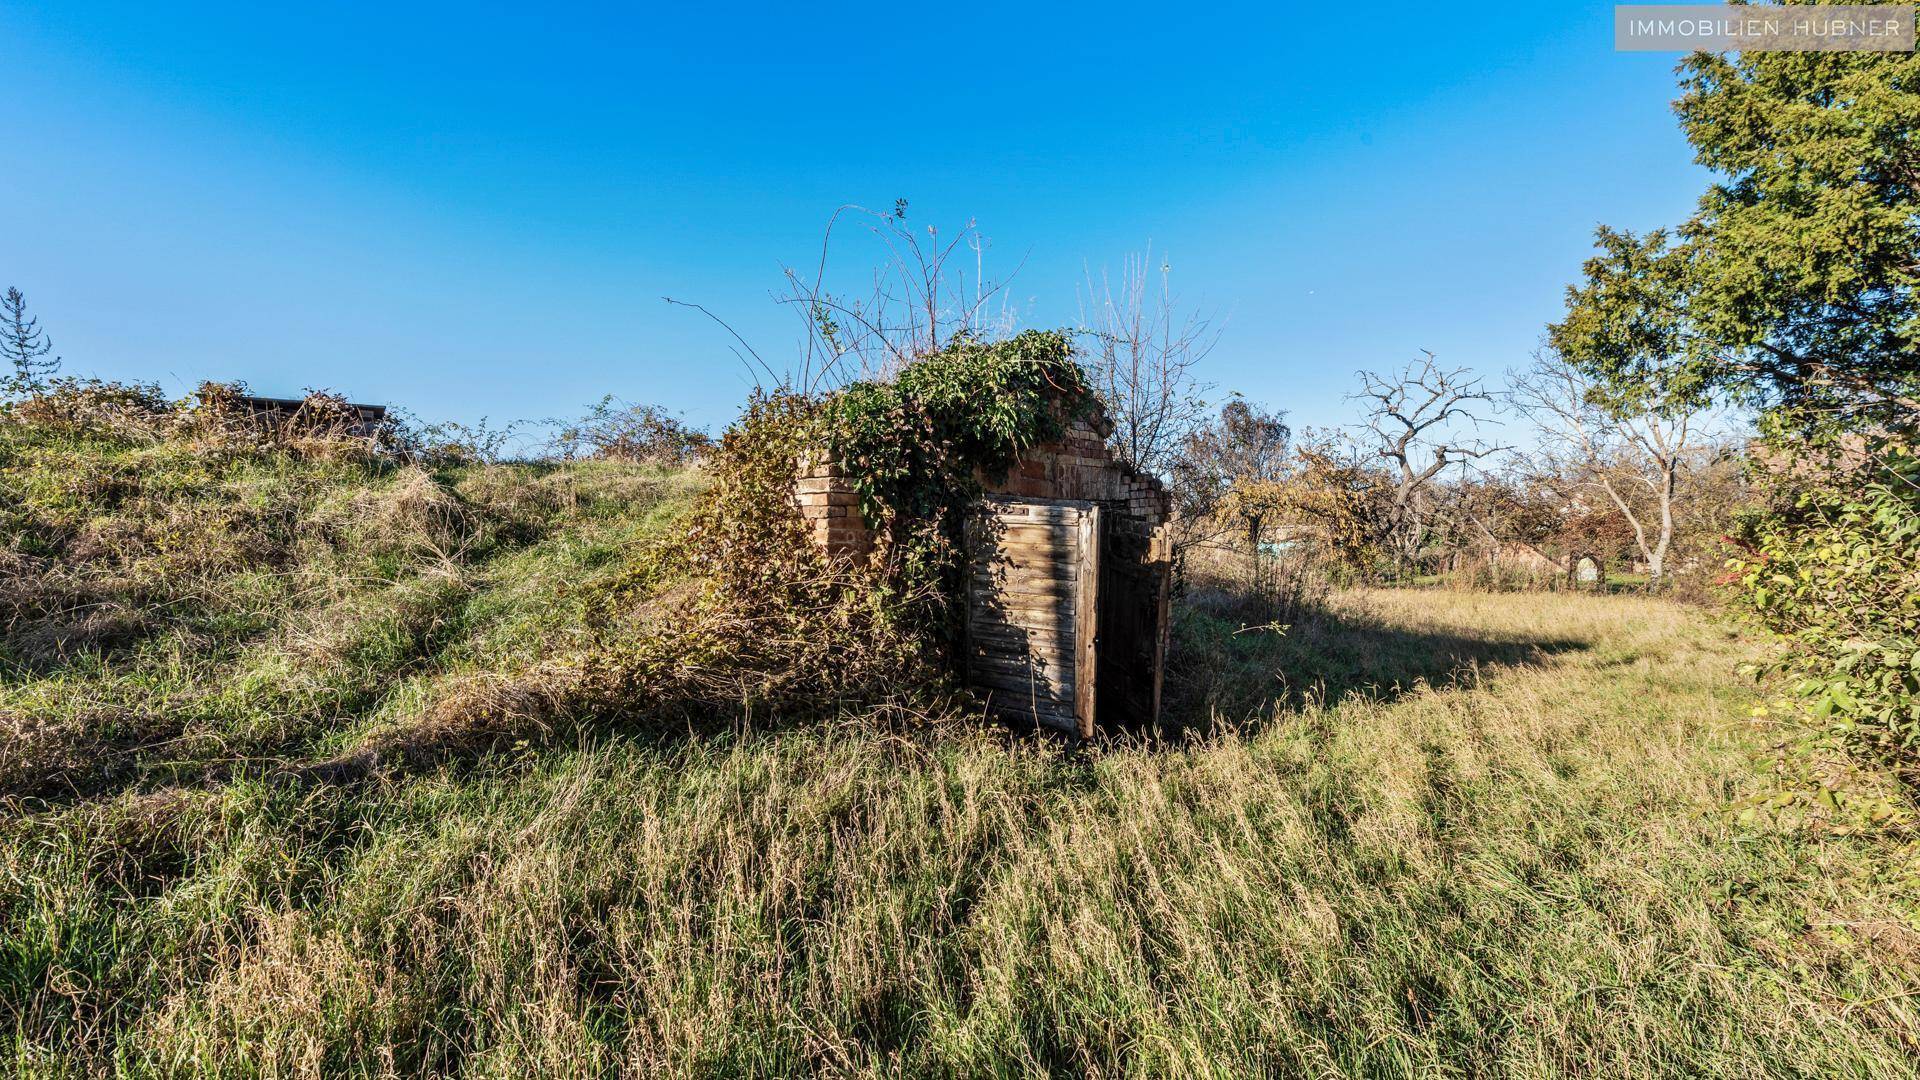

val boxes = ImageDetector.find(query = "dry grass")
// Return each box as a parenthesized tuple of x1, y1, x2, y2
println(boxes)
(5, 415, 1917, 1075)
(7, 577, 1919, 1076)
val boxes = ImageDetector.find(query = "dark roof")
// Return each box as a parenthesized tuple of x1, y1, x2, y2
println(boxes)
(239, 395, 387, 419)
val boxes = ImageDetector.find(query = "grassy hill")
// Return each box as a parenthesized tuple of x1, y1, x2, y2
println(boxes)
(4, 418, 1918, 1077)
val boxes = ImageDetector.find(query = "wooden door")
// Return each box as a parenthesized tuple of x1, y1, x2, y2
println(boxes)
(964, 497, 1100, 737)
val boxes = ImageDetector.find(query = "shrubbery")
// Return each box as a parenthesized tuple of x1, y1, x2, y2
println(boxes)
(1730, 438, 1920, 782)
(552, 395, 710, 465)
(824, 329, 1092, 635)
(590, 330, 1097, 722)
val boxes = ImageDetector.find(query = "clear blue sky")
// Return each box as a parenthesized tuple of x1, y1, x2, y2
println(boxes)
(2, 1, 1705, 435)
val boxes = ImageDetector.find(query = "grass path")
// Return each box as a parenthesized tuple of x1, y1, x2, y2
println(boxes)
(8, 590, 1920, 1076)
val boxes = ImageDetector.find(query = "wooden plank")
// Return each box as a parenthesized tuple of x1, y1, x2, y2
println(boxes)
(967, 584, 1075, 611)
(967, 579, 1077, 605)
(968, 644, 1074, 677)
(969, 579, 1076, 604)
(1150, 556, 1169, 732)
(969, 600, 1076, 625)
(971, 551, 1076, 575)
(979, 700, 1079, 734)
(970, 675, 1075, 702)
(965, 496, 1107, 738)
(970, 649, 1074, 672)
(974, 522, 1081, 547)
(969, 670, 1075, 699)
(977, 499, 1092, 526)
(976, 558, 1077, 579)
(965, 624, 1073, 652)
(971, 541, 1078, 565)
(1074, 504, 1099, 738)
(969, 621, 1072, 646)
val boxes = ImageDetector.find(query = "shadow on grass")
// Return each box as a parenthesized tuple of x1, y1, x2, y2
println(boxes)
(1159, 590, 1590, 739)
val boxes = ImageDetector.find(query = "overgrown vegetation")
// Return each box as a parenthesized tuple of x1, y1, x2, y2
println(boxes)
(1730, 439, 1920, 787)
(823, 329, 1093, 634)
(0, 387, 703, 800)
(3, 342, 1918, 1075)
(9, 542, 1918, 1074)
(1552, 31, 1920, 783)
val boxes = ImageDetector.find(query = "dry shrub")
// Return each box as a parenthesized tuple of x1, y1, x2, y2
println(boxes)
(349, 467, 482, 563)
(636, 391, 940, 712)
(5, 378, 174, 441)
(4, 377, 413, 466)
(180, 382, 400, 463)
(1181, 540, 1332, 627)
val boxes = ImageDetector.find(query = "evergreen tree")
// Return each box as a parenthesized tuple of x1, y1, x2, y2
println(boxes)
(2, 286, 60, 396)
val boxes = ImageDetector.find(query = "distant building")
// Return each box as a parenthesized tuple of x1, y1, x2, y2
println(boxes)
(217, 390, 389, 438)
(235, 395, 388, 438)
(1482, 541, 1566, 576)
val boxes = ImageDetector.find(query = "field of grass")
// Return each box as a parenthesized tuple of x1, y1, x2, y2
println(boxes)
(4, 421, 1919, 1076)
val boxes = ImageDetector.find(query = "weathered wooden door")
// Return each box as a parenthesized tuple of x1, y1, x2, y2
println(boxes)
(963, 497, 1100, 737)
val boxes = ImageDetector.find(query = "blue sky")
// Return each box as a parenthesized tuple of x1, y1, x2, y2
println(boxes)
(2, 1, 1706, 436)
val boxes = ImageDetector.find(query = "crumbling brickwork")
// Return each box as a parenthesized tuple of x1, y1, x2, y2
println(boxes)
(793, 452, 873, 557)
(793, 414, 1170, 558)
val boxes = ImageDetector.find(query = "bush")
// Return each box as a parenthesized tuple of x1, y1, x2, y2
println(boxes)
(3, 377, 173, 441)
(552, 397, 710, 465)
(1730, 438, 1920, 781)
(825, 329, 1092, 637)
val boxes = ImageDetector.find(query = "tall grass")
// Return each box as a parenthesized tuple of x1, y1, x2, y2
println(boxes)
(4, 418, 1917, 1075)
(7, 585, 1918, 1075)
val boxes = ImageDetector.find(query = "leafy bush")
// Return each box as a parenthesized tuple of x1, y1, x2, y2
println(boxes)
(1729, 438, 1920, 780)
(824, 329, 1092, 634)
(552, 396, 709, 465)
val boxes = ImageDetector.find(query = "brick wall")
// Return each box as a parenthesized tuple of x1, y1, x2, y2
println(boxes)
(792, 452, 874, 557)
(793, 416, 1170, 559)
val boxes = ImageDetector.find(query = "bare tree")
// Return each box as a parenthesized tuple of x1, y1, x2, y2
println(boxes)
(1174, 397, 1291, 554)
(664, 203, 1022, 394)
(1077, 245, 1218, 476)
(2, 287, 61, 397)
(1352, 352, 1508, 574)
(1509, 348, 1720, 586)
(784, 202, 1022, 389)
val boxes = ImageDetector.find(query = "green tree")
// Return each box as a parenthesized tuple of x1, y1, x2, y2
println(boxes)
(1553, 21, 1920, 775)
(1551, 37, 1920, 430)
(2, 286, 61, 396)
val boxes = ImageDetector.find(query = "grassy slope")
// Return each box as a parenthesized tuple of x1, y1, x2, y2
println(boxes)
(4, 425, 1919, 1077)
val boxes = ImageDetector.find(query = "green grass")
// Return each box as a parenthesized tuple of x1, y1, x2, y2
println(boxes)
(4, 420, 1919, 1076)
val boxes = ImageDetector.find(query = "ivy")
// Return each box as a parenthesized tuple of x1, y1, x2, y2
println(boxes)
(823, 329, 1094, 637)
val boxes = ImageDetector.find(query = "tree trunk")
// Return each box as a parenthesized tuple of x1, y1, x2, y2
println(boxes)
(1649, 460, 1677, 587)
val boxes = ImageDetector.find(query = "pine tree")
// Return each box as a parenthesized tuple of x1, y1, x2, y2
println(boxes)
(2, 286, 61, 396)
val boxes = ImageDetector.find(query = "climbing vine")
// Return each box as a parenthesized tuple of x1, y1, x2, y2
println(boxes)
(824, 329, 1094, 635)
(587, 330, 1098, 723)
